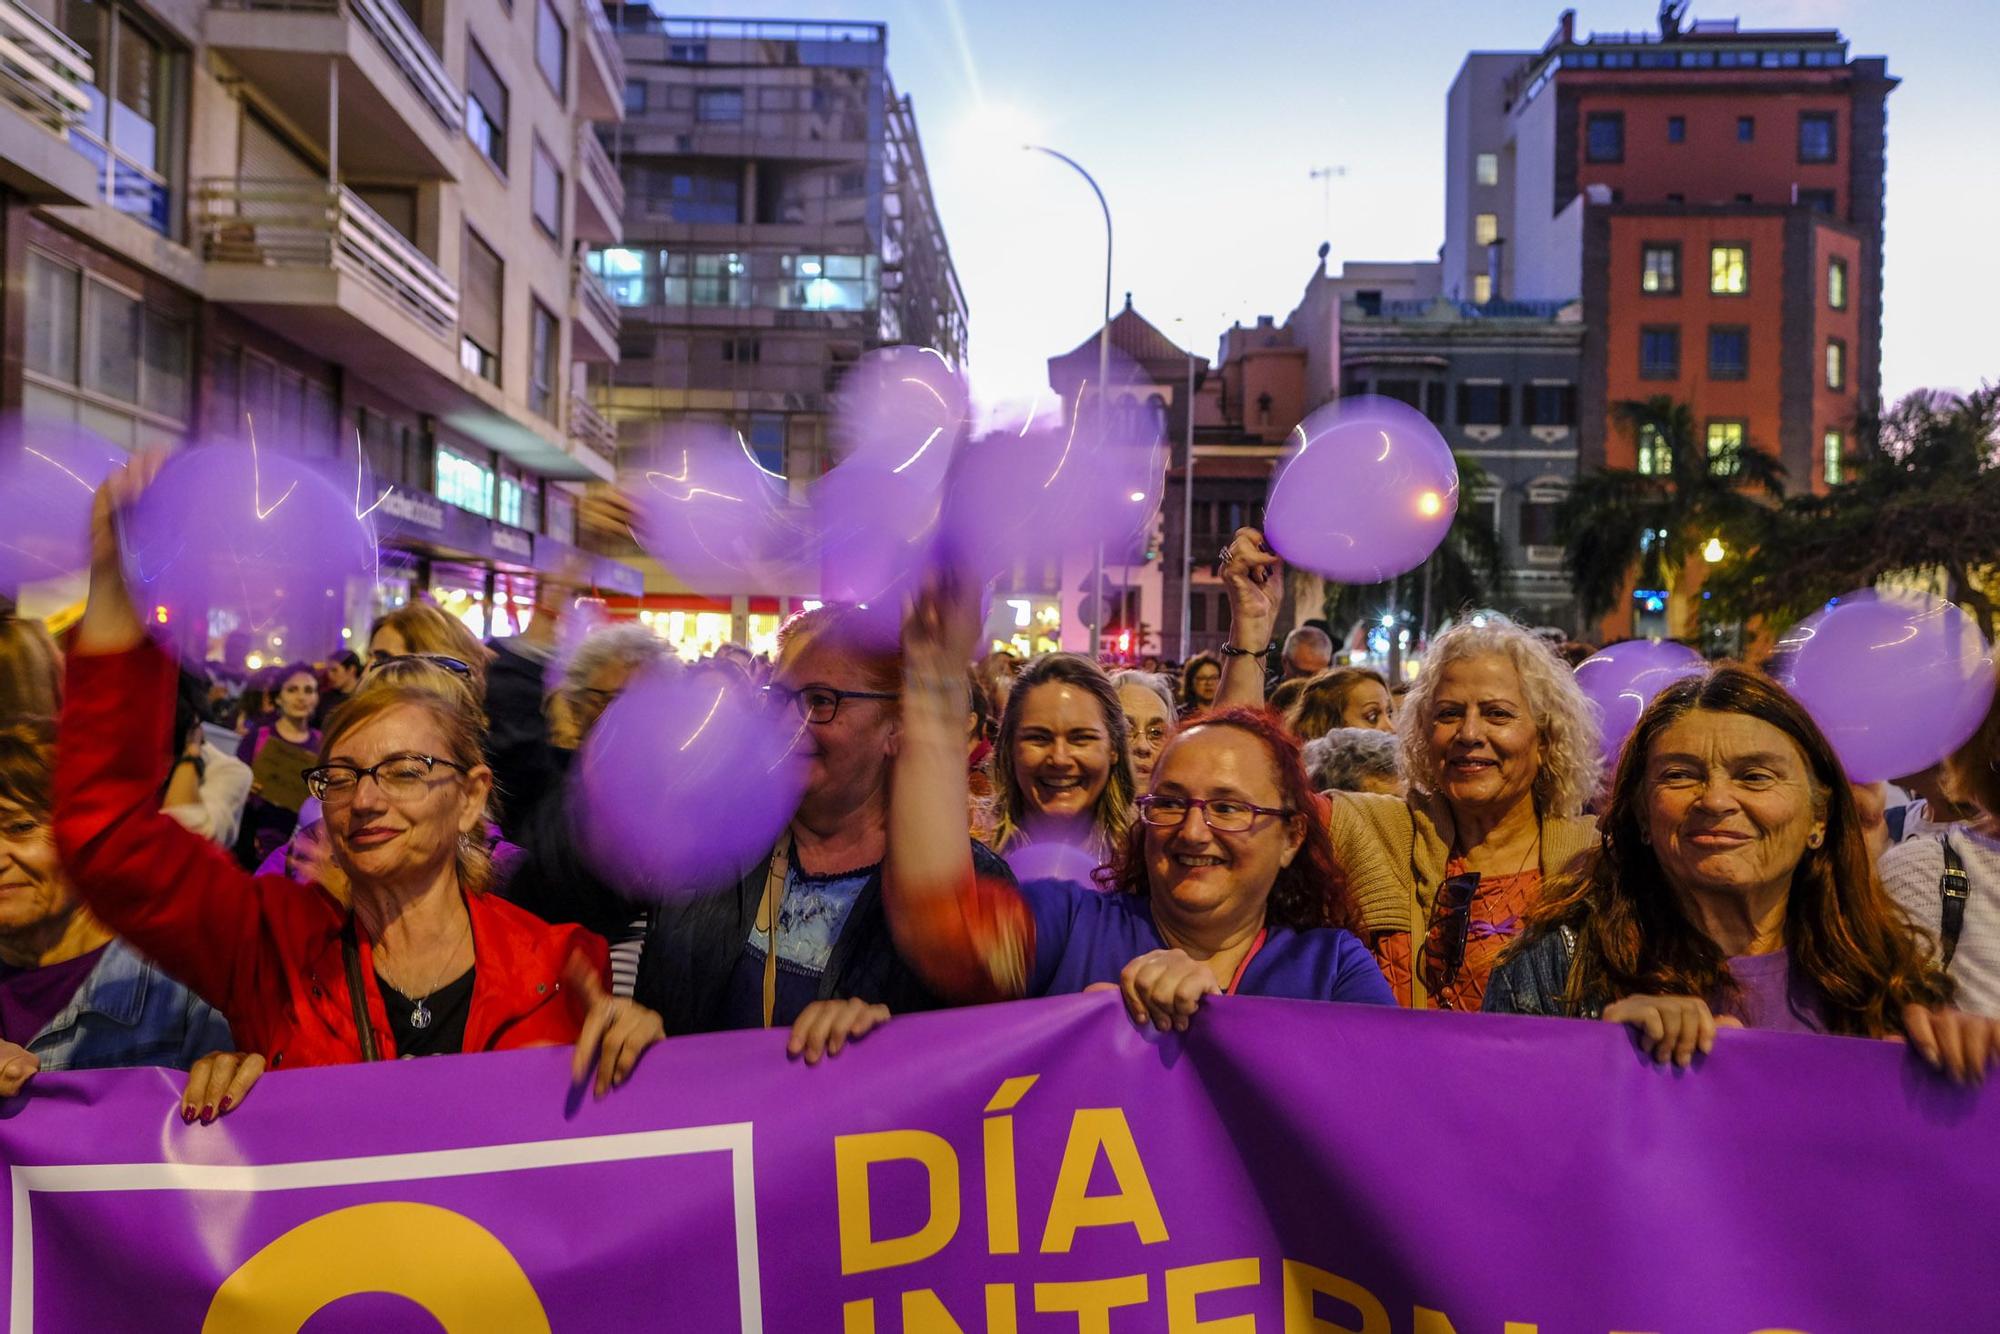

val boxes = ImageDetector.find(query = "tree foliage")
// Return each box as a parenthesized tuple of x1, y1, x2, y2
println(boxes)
(1703, 386, 2000, 638)
(1555, 396, 1785, 623)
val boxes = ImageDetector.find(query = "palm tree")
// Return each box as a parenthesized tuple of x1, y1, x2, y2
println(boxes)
(1324, 451, 1507, 637)
(1556, 396, 1785, 630)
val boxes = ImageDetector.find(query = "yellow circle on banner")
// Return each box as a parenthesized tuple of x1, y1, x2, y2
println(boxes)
(200, 1201, 551, 1333)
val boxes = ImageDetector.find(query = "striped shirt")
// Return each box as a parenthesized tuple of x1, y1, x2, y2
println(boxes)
(1881, 825, 2000, 1019)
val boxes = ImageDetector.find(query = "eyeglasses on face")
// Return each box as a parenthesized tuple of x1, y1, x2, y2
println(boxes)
(760, 683, 899, 725)
(1136, 794, 1292, 833)
(304, 753, 470, 804)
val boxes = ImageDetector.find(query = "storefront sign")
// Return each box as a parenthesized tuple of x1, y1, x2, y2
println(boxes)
(376, 491, 446, 531)
(491, 527, 532, 558)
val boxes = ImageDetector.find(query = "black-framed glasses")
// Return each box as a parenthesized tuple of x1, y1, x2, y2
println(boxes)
(305, 753, 470, 804)
(1136, 794, 1292, 834)
(367, 653, 474, 679)
(761, 683, 899, 725)
(1421, 872, 1482, 1008)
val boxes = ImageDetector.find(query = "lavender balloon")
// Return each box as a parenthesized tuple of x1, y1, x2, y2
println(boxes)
(573, 665, 808, 900)
(1574, 639, 1707, 775)
(832, 345, 968, 490)
(0, 419, 128, 587)
(1263, 396, 1459, 584)
(119, 445, 376, 667)
(1770, 591, 1996, 783)
(630, 423, 809, 598)
(1004, 837, 1104, 889)
(811, 460, 938, 607)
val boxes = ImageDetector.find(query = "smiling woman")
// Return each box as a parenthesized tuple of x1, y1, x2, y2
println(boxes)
(984, 653, 1135, 866)
(1486, 667, 2000, 1084)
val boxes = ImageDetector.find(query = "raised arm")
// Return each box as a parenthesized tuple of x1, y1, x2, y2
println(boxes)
(1215, 526, 1281, 709)
(882, 575, 1033, 1002)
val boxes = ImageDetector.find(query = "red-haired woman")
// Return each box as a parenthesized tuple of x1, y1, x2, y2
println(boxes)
(783, 582, 1390, 1063)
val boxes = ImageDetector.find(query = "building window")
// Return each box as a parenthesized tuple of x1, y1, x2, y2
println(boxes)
(622, 79, 646, 113)
(747, 413, 785, 473)
(696, 88, 744, 123)
(1736, 115, 1755, 142)
(593, 246, 649, 305)
(460, 226, 503, 384)
(83, 282, 142, 403)
(497, 474, 525, 529)
(1520, 497, 1562, 547)
(1666, 115, 1685, 143)
(1641, 242, 1680, 294)
(436, 446, 495, 517)
(1826, 339, 1846, 390)
(545, 486, 577, 542)
(1705, 420, 1746, 476)
(1707, 326, 1749, 380)
(528, 300, 558, 421)
(1798, 189, 1836, 215)
(1474, 212, 1498, 246)
(723, 336, 760, 363)
(1525, 383, 1575, 427)
(61, 4, 182, 235)
(465, 39, 509, 171)
(1639, 326, 1680, 379)
(535, 0, 567, 100)
(1828, 257, 1848, 310)
(1471, 273, 1492, 303)
(1636, 421, 1671, 475)
(1823, 429, 1844, 485)
(1475, 152, 1498, 185)
(1798, 111, 1836, 163)
(1456, 382, 1511, 427)
(1710, 245, 1748, 295)
(531, 136, 563, 239)
(1585, 111, 1624, 162)
(24, 251, 80, 384)
(667, 41, 707, 62)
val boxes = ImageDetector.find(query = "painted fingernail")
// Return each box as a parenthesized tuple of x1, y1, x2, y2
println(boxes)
(199, 1105, 215, 1125)
(218, 1096, 234, 1113)
(181, 1105, 195, 1124)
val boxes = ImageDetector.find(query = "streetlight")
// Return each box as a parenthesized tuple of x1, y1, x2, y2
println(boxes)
(1702, 536, 1726, 563)
(1024, 143, 1112, 658)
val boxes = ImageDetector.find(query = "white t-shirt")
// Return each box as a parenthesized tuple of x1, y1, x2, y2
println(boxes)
(1881, 824, 2000, 1019)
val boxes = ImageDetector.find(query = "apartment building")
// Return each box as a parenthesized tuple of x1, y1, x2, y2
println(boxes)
(589, 12, 966, 657)
(0, 0, 639, 648)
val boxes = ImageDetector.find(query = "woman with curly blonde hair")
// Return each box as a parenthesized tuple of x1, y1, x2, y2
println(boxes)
(1210, 529, 1605, 1011)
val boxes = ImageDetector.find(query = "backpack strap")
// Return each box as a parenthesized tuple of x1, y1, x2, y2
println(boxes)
(1939, 836, 1969, 970)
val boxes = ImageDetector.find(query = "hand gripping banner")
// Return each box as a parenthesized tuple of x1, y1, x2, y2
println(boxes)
(1, 995, 1993, 1332)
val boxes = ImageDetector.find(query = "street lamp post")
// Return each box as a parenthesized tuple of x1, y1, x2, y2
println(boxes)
(1025, 144, 1112, 658)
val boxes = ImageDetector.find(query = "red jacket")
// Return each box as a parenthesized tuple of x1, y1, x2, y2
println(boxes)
(55, 644, 608, 1069)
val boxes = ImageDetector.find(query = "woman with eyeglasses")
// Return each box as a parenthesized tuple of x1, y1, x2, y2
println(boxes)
(50, 463, 645, 1112)
(1212, 531, 1602, 1012)
(1110, 670, 1176, 791)
(786, 580, 1389, 1057)
(1486, 667, 1999, 1085)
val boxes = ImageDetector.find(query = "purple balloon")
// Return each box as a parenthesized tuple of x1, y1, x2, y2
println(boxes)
(630, 423, 813, 599)
(810, 461, 938, 606)
(120, 445, 376, 667)
(0, 419, 128, 587)
(832, 345, 968, 490)
(1770, 592, 1996, 783)
(1574, 639, 1707, 775)
(573, 666, 809, 900)
(1263, 396, 1459, 584)
(1004, 837, 1104, 888)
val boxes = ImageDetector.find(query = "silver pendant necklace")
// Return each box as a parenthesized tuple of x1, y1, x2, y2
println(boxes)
(379, 910, 470, 1031)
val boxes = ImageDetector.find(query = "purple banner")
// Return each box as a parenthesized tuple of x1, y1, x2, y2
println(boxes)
(2, 995, 1993, 1332)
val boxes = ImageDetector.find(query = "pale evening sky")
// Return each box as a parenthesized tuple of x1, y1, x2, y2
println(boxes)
(672, 0, 1999, 415)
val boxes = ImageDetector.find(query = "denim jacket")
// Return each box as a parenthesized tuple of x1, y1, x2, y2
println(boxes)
(25, 939, 234, 1073)
(1481, 926, 1607, 1020)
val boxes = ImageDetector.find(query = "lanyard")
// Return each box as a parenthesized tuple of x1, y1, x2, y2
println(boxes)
(756, 839, 793, 1028)
(1223, 928, 1269, 996)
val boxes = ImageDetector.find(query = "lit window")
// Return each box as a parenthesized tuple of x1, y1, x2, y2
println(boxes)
(1475, 152, 1499, 186)
(1474, 213, 1498, 246)
(1637, 422, 1670, 475)
(1705, 421, 1745, 475)
(1471, 273, 1492, 303)
(436, 447, 494, 517)
(1823, 430, 1844, 485)
(498, 475, 525, 528)
(1826, 339, 1846, 390)
(1641, 243, 1679, 294)
(1828, 258, 1848, 310)
(1710, 246, 1748, 295)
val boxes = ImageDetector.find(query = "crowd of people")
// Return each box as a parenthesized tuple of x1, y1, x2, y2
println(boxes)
(3, 474, 1997, 1124)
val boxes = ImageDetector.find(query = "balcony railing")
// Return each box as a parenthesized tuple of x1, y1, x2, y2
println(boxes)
(194, 177, 459, 340)
(578, 0, 625, 94)
(0, 0, 92, 134)
(576, 122, 623, 217)
(568, 392, 617, 462)
(212, 0, 463, 131)
(572, 255, 619, 333)
(1350, 297, 1575, 322)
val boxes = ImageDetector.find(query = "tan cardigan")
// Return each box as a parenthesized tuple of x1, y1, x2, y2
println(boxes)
(1326, 789, 1600, 1006)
